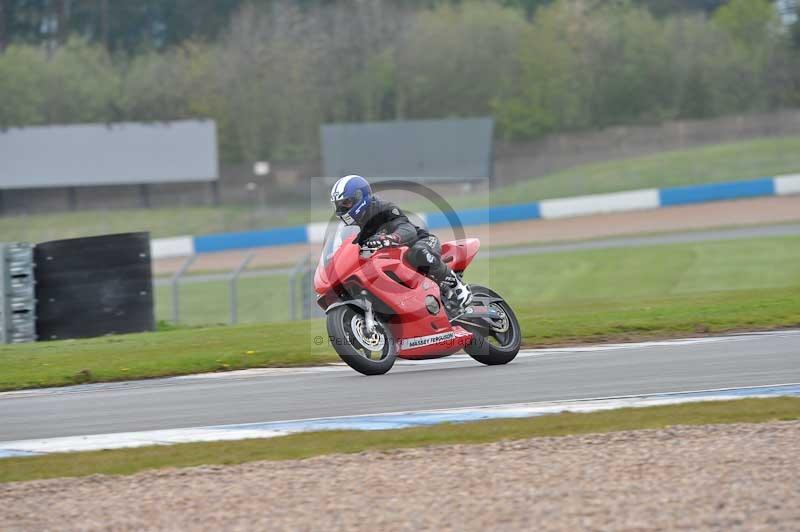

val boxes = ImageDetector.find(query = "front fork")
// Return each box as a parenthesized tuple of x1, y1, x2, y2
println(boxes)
(361, 290, 376, 334)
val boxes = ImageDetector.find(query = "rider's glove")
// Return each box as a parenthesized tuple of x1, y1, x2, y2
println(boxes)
(364, 233, 401, 249)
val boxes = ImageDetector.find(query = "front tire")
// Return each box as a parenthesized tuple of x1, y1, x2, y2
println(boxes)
(463, 285, 521, 366)
(326, 305, 397, 375)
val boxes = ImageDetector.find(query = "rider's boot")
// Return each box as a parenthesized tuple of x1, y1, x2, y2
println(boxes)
(440, 270, 473, 309)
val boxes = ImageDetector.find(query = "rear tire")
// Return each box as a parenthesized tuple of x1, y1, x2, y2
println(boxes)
(463, 285, 521, 366)
(326, 305, 397, 376)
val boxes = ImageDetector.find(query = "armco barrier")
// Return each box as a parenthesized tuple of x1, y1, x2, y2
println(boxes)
(150, 173, 800, 259)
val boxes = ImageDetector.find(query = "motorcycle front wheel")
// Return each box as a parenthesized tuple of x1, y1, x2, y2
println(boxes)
(326, 305, 397, 375)
(462, 284, 521, 366)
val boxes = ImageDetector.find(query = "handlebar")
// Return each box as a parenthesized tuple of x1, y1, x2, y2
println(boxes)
(359, 244, 406, 259)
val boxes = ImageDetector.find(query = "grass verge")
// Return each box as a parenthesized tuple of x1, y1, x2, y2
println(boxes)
(2, 397, 798, 484)
(0, 286, 797, 391)
(0, 319, 335, 391)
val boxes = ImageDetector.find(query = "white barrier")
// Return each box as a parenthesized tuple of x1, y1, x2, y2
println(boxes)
(305, 222, 329, 244)
(539, 189, 660, 219)
(150, 236, 194, 259)
(775, 173, 800, 196)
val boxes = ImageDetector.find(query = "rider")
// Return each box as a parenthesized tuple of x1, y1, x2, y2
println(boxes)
(330, 174, 473, 308)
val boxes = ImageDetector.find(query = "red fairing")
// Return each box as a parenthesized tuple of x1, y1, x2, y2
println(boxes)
(314, 235, 477, 360)
(313, 233, 360, 300)
(441, 238, 480, 272)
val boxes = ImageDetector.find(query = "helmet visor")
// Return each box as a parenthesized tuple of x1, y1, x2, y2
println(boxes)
(334, 197, 355, 215)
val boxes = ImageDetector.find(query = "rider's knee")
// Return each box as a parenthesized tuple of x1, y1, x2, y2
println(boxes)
(405, 242, 427, 268)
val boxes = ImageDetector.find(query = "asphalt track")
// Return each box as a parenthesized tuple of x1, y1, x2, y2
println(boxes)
(1, 330, 798, 442)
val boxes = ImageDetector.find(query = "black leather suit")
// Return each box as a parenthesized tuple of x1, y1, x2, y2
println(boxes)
(355, 197, 449, 283)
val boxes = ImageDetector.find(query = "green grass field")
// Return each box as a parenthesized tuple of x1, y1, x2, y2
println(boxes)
(0, 234, 798, 391)
(2, 397, 798, 483)
(2, 135, 798, 242)
(155, 235, 800, 326)
(474, 235, 800, 303)
(154, 274, 291, 326)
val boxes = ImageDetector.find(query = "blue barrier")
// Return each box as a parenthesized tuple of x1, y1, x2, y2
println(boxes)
(426, 201, 541, 230)
(194, 225, 308, 253)
(659, 178, 775, 206)
(491, 201, 542, 223)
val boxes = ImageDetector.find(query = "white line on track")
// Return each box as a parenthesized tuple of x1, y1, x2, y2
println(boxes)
(2, 382, 798, 458)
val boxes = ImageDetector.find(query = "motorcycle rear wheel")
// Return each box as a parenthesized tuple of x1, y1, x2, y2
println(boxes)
(463, 284, 521, 366)
(326, 305, 397, 376)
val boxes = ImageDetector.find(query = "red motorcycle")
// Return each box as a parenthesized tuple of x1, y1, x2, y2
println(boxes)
(314, 223, 521, 375)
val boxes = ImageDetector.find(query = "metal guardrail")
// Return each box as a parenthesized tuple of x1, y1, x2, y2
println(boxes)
(160, 251, 320, 324)
(163, 252, 294, 326)
(153, 267, 292, 286)
(156, 222, 800, 325)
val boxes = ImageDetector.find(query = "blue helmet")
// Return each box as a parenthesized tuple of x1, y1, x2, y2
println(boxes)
(330, 174, 372, 225)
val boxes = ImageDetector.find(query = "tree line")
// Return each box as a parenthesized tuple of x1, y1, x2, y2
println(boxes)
(0, 1, 738, 53)
(0, 0, 798, 164)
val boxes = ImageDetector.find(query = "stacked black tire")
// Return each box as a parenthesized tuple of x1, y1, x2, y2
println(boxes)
(34, 232, 154, 340)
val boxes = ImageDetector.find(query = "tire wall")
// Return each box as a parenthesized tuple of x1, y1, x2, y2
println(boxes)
(34, 232, 155, 340)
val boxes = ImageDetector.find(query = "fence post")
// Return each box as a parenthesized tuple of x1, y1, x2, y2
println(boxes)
(229, 251, 256, 324)
(170, 254, 197, 325)
(288, 252, 312, 321)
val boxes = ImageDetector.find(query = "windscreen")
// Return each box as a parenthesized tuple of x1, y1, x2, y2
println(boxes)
(320, 222, 360, 267)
